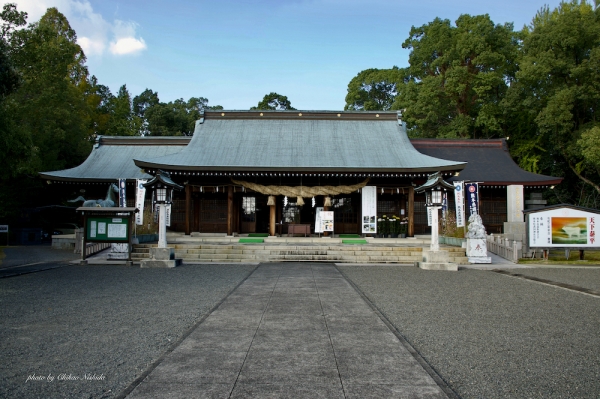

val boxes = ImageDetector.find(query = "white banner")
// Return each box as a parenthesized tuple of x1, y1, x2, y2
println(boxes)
(528, 208, 599, 248)
(361, 186, 377, 233)
(454, 181, 465, 227)
(135, 179, 147, 225)
(315, 207, 324, 233)
(427, 207, 433, 226)
(166, 204, 172, 227)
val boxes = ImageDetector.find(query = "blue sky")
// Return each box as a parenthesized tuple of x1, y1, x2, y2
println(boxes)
(10, 0, 564, 110)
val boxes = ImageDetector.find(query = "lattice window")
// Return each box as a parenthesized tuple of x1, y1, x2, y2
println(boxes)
(332, 197, 356, 223)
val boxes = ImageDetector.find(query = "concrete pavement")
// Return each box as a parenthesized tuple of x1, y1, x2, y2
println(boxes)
(126, 263, 451, 399)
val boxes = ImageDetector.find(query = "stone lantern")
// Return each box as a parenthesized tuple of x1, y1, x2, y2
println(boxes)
(415, 172, 458, 271)
(141, 170, 183, 268)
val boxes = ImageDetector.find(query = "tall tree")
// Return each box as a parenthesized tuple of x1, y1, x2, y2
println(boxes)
(508, 0, 600, 201)
(344, 67, 407, 111)
(104, 84, 141, 136)
(251, 92, 296, 110)
(396, 14, 518, 138)
(8, 7, 92, 172)
(0, 4, 33, 186)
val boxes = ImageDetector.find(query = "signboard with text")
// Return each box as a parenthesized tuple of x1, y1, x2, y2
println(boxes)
(527, 207, 599, 248)
(86, 217, 130, 242)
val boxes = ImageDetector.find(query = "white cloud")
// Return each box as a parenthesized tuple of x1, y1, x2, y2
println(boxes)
(10, 0, 146, 57)
(110, 36, 147, 55)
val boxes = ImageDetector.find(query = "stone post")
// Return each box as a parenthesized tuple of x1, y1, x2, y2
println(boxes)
(158, 203, 167, 248)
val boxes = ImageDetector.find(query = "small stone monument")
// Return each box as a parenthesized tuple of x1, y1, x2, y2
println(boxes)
(466, 214, 491, 263)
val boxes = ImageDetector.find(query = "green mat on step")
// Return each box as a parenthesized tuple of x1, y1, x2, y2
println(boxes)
(239, 238, 264, 243)
(339, 234, 361, 238)
(247, 233, 269, 237)
(342, 239, 368, 245)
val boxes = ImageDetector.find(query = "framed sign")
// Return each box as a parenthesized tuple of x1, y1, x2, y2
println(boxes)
(86, 217, 129, 242)
(526, 206, 599, 248)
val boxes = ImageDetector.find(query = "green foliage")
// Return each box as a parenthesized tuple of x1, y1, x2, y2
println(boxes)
(396, 14, 518, 139)
(344, 67, 407, 111)
(510, 0, 600, 196)
(251, 92, 295, 110)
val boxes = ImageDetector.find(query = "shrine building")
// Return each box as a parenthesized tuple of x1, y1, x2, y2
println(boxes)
(40, 110, 562, 237)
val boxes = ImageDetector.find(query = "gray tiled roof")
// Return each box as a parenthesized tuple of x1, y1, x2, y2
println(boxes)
(412, 139, 563, 186)
(39, 136, 189, 182)
(133, 113, 465, 173)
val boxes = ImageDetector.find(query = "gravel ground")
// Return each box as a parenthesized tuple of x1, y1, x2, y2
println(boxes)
(506, 267, 600, 293)
(0, 245, 79, 268)
(339, 266, 600, 399)
(0, 263, 256, 399)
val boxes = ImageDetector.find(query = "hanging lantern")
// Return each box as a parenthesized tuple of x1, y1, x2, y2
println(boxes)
(297, 196, 305, 206)
(267, 195, 275, 206)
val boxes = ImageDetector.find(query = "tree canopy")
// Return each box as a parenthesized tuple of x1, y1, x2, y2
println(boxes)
(251, 92, 296, 110)
(344, 67, 407, 111)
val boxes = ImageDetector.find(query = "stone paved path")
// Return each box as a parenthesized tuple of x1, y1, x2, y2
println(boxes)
(127, 263, 448, 398)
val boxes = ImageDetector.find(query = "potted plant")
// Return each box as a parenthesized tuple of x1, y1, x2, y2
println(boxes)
(399, 219, 408, 238)
(389, 216, 399, 238)
(377, 216, 389, 238)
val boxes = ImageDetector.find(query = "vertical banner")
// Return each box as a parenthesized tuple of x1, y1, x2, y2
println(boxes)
(361, 186, 377, 234)
(315, 207, 324, 233)
(442, 192, 448, 219)
(111, 179, 128, 258)
(454, 181, 465, 227)
(135, 179, 147, 225)
(465, 183, 479, 218)
(166, 204, 172, 227)
(118, 179, 127, 207)
(427, 207, 433, 226)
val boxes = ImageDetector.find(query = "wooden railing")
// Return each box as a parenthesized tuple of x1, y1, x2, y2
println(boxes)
(486, 235, 522, 263)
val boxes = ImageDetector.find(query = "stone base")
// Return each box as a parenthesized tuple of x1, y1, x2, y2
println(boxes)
(418, 262, 458, 271)
(418, 249, 458, 271)
(140, 259, 182, 268)
(468, 256, 492, 264)
(141, 247, 182, 268)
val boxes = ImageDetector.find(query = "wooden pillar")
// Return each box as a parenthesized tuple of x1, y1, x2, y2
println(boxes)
(185, 184, 191, 235)
(408, 186, 414, 237)
(193, 195, 200, 232)
(227, 185, 233, 236)
(270, 204, 276, 236)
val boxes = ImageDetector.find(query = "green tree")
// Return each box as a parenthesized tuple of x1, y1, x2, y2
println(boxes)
(104, 84, 141, 136)
(8, 7, 92, 173)
(344, 67, 407, 111)
(145, 97, 221, 136)
(396, 14, 518, 138)
(509, 0, 600, 200)
(251, 92, 296, 110)
(0, 3, 30, 173)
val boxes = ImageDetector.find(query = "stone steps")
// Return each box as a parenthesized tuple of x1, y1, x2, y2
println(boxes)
(132, 242, 469, 264)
